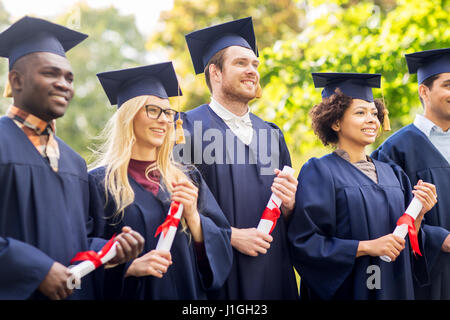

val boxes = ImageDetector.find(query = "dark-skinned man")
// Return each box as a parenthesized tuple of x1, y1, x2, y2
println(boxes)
(0, 16, 144, 300)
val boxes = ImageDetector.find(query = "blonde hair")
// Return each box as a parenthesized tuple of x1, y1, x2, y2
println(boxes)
(90, 95, 191, 224)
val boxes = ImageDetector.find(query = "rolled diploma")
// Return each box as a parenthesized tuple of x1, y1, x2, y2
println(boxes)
(69, 242, 118, 279)
(380, 197, 423, 262)
(257, 166, 295, 234)
(156, 203, 184, 252)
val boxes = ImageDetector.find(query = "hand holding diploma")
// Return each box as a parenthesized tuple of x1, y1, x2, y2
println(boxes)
(356, 181, 437, 262)
(380, 180, 437, 262)
(232, 166, 296, 256)
(39, 261, 74, 300)
(155, 178, 201, 252)
(125, 250, 173, 278)
(68, 234, 118, 288)
(171, 179, 203, 243)
(231, 227, 273, 256)
(379, 197, 421, 262)
(155, 201, 184, 252)
(257, 166, 297, 234)
(108, 226, 145, 265)
(68, 226, 144, 287)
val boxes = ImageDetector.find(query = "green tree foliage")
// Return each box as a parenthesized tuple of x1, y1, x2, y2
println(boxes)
(0, 0, 448, 167)
(147, 0, 305, 112)
(0, 3, 148, 160)
(254, 0, 450, 168)
(55, 4, 148, 160)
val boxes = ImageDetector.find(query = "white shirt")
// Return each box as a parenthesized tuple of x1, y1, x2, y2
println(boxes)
(209, 97, 253, 145)
(413, 114, 450, 164)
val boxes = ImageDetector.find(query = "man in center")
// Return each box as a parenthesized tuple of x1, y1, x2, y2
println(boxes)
(176, 17, 299, 299)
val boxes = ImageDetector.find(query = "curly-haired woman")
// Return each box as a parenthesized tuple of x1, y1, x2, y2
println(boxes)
(288, 73, 437, 299)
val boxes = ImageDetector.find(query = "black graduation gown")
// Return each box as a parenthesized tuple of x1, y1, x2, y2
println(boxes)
(372, 124, 450, 299)
(88, 166, 233, 300)
(288, 153, 428, 299)
(174, 104, 298, 300)
(0, 116, 106, 299)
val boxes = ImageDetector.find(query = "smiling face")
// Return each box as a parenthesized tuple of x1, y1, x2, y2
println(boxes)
(420, 72, 450, 130)
(333, 98, 380, 149)
(215, 45, 260, 103)
(132, 95, 173, 156)
(11, 52, 74, 122)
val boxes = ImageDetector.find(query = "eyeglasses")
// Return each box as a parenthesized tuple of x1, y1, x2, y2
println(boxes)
(145, 104, 177, 123)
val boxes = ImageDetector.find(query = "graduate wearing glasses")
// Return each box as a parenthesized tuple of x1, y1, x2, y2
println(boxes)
(288, 73, 436, 299)
(89, 62, 232, 299)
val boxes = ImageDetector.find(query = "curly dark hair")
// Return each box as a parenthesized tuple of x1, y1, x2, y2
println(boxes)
(310, 89, 386, 146)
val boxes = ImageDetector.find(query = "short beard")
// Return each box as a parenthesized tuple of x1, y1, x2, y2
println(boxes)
(221, 81, 255, 104)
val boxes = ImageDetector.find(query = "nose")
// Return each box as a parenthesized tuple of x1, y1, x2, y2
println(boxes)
(365, 113, 380, 127)
(245, 63, 258, 76)
(54, 77, 72, 92)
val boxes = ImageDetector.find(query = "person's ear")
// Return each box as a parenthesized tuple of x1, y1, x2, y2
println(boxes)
(418, 84, 429, 104)
(209, 64, 221, 83)
(8, 70, 24, 94)
(331, 120, 340, 132)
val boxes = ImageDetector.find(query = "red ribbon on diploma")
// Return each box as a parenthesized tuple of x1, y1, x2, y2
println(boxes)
(261, 200, 281, 234)
(70, 234, 117, 268)
(397, 214, 422, 257)
(155, 201, 181, 238)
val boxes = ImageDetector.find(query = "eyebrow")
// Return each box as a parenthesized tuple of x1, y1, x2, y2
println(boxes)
(353, 105, 378, 111)
(40, 65, 73, 77)
(232, 56, 259, 64)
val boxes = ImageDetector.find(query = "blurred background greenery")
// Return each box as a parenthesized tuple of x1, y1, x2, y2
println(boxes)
(0, 0, 449, 175)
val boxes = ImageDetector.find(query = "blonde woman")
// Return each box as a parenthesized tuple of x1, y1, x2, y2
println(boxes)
(89, 62, 232, 299)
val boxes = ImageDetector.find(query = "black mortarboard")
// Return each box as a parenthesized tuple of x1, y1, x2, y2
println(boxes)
(185, 17, 258, 74)
(96, 62, 181, 108)
(405, 48, 450, 84)
(311, 72, 381, 102)
(0, 16, 88, 70)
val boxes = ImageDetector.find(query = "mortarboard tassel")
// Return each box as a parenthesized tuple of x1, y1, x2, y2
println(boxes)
(3, 79, 12, 98)
(383, 108, 391, 131)
(380, 78, 391, 131)
(175, 117, 185, 144)
(175, 82, 185, 144)
(255, 81, 262, 99)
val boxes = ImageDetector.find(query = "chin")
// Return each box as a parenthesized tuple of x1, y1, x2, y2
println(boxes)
(243, 89, 257, 99)
(238, 92, 256, 102)
(149, 139, 165, 149)
(49, 106, 69, 120)
(54, 111, 67, 119)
